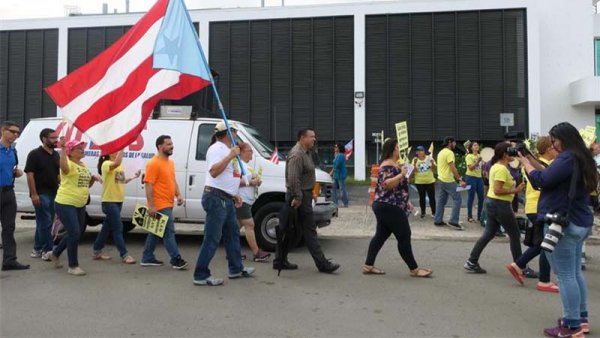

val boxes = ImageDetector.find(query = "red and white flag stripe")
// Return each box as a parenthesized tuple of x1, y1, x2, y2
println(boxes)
(46, 0, 209, 154)
(270, 147, 279, 164)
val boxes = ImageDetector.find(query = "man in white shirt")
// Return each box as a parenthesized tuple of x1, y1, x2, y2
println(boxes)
(192, 121, 255, 286)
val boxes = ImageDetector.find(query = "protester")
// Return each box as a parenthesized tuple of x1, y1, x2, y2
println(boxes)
(518, 122, 596, 337)
(25, 128, 59, 262)
(140, 135, 188, 270)
(237, 142, 270, 262)
(92, 151, 140, 264)
(330, 143, 349, 207)
(274, 128, 340, 273)
(363, 139, 432, 277)
(0, 121, 29, 271)
(434, 136, 466, 230)
(507, 136, 557, 291)
(193, 122, 255, 286)
(411, 145, 436, 218)
(465, 142, 484, 223)
(50, 138, 101, 276)
(464, 142, 525, 274)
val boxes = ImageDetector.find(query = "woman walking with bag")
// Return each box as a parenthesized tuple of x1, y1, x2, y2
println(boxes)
(92, 150, 140, 264)
(464, 142, 525, 274)
(362, 139, 432, 277)
(50, 138, 101, 276)
(518, 122, 597, 337)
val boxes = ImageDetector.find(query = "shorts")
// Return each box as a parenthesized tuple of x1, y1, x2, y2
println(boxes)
(236, 202, 253, 220)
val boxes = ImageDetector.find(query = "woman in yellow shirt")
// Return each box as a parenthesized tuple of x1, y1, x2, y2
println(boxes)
(92, 150, 140, 264)
(411, 146, 436, 218)
(465, 142, 485, 223)
(464, 142, 525, 274)
(50, 139, 101, 276)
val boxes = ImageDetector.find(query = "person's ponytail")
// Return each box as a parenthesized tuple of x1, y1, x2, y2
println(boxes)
(97, 155, 110, 176)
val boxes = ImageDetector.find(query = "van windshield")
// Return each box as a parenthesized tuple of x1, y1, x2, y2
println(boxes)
(241, 124, 281, 160)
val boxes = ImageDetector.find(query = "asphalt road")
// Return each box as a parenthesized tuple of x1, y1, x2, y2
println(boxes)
(2, 228, 599, 337)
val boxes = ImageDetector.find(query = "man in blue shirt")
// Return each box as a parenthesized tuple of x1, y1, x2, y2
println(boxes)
(0, 121, 29, 270)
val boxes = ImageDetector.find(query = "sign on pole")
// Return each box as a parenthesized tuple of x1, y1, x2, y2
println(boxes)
(500, 113, 514, 127)
(395, 121, 409, 150)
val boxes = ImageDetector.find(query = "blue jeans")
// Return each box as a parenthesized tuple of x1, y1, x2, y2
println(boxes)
(53, 203, 85, 268)
(93, 202, 128, 257)
(332, 178, 349, 207)
(194, 191, 244, 280)
(515, 213, 551, 283)
(434, 181, 461, 224)
(465, 176, 484, 220)
(545, 223, 592, 328)
(33, 193, 55, 252)
(142, 208, 181, 264)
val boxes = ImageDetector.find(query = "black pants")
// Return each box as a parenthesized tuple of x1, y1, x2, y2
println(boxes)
(279, 190, 327, 267)
(1, 187, 18, 266)
(365, 201, 418, 270)
(415, 183, 436, 215)
(469, 198, 522, 264)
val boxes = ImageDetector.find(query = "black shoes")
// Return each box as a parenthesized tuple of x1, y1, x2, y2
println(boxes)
(464, 260, 486, 274)
(2, 261, 30, 271)
(434, 222, 447, 226)
(273, 260, 298, 270)
(318, 261, 340, 274)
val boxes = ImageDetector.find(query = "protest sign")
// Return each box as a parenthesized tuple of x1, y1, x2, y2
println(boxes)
(395, 121, 409, 150)
(132, 203, 168, 238)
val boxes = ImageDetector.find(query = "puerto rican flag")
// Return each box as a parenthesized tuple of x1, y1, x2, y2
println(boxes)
(45, 0, 211, 155)
(344, 139, 353, 160)
(270, 147, 280, 164)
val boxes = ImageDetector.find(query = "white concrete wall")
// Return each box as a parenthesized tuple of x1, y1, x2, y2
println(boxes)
(535, 0, 596, 133)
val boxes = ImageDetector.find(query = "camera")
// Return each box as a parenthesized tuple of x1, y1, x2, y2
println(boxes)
(506, 143, 529, 157)
(541, 213, 569, 252)
(504, 131, 532, 157)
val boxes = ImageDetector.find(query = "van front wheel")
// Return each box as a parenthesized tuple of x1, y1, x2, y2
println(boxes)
(254, 201, 304, 252)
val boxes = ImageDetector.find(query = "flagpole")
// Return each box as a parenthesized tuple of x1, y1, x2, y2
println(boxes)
(190, 17, 246, 177)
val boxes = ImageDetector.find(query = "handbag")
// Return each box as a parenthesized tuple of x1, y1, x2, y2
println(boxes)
(523, 218, 544, 247)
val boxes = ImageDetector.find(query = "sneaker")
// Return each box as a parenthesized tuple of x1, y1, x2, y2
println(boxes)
(171, 257, 188, 270)
(193, 276, 224, 286)
(447, 222, 464, 231)
(30, 250, 42, 258)
(434, 221, 447, 226)
(92, 252, 111, 260)
(41, 251, 53, 262)
(523, 266, 538, 279)
(253, 250, 271, 262)
(464, 260, 487, 273)
(544, 324, 585, 338)
(50, 253, 63, 269)
(67, 267, 86, 276)
(318, 260, 341, 273)
(558, 318, 590, 334)
(122, 256, 136, 264)
(140, 258, 164, 267)
(495, 230, 506, 237)
(228, 266, 255, 279)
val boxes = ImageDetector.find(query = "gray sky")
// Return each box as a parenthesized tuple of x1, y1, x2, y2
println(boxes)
(0, 0, 392, 20)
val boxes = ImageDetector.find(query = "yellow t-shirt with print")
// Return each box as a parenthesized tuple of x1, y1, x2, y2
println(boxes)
(101, 161, 126, 202)
(436, 148, 455, 183)
(465, 153, 482, 178)
(55, 160, 91, 207)
(487, 163, 514, 202)
(413, 158, 436, 184)
(523, 157, 551, 214)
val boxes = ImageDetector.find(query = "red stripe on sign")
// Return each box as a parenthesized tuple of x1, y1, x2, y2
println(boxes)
(96, 74, 210, 155)
(45, 0, 169, 107)
(72, 57, 159, 131)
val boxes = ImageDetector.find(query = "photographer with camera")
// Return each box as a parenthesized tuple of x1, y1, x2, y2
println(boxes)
(464, 142, 525, 274)
(517, 122, 597, 338)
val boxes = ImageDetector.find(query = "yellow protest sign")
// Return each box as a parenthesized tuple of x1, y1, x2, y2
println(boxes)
(579, 126, 596, 148)
(428, 142, 434, 154)
(132, 203, 168, 238)
(395, 121, 409, 150)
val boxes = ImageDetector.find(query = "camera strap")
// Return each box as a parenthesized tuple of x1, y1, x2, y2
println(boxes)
(565, 159, 580, 222)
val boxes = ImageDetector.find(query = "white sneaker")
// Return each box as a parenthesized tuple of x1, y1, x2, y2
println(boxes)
(67, 267, 86, 276)
(30, 250, 42, 258)
(193, 276, 224, 286)
(228, 266, 255, 279)
(41, 251, 53, 261)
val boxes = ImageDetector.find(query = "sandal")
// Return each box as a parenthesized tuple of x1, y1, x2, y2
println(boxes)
(410, 267, 433, 278)
(93, 252, 111, 261)
(537, 282, 559, 293)
(362, 265, 385, 275)
(468, 218, 477, 223)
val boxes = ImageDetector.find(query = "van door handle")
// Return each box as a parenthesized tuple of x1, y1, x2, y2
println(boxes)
(189, 175, 194, 186)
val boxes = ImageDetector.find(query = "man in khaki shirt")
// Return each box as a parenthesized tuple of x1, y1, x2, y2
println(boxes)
(274, 128, 340, 273)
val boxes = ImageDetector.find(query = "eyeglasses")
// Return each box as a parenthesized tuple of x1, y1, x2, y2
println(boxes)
(5, 129, 20, 135)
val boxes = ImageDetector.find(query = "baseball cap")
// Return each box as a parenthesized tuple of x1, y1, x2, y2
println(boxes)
(415, 146, 425, 151)
(215, 121, 237, 133)
(65, 139, 87, 155)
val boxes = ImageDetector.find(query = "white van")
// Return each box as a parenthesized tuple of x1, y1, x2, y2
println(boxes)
(14, 116, 337, 251)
